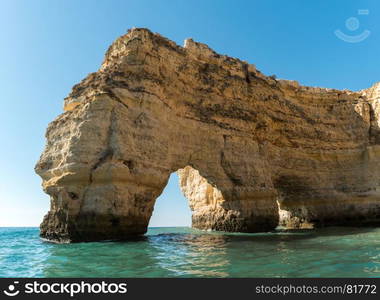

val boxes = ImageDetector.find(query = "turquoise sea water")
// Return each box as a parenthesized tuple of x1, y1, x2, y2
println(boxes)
(0, 227, 379, 278)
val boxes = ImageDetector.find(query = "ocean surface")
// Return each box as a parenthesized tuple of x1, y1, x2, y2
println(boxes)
(0, 226, 379, 278)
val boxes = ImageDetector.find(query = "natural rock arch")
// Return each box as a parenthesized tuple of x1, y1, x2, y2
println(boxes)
(36, 28, 380, 242)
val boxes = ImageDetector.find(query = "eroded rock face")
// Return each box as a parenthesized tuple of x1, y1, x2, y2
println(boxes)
(36, 28, 380, 242)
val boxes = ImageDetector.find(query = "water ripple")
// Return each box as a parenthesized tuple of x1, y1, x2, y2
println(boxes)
(0, 227, 379, 277)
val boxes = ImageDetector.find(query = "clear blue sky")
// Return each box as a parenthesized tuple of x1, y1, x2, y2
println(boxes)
(0, 0, 378, 227)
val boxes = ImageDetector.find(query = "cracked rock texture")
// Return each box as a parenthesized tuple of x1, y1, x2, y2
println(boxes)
(36, 28, 380, 242)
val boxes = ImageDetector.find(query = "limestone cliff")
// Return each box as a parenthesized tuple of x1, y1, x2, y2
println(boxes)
(36, 28, 380, 242)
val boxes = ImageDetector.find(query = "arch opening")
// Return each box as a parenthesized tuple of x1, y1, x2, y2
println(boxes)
(148, 165, 226, 230)
(148, 172, 192, 228)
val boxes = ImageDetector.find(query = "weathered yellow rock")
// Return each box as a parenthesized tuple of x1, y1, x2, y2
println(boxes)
(36, 28, 380, 242)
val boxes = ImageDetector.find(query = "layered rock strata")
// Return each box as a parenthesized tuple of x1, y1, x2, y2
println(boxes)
(35, 28, 380, 242)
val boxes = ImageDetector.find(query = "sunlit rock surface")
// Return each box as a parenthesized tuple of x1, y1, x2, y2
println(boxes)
(36, 28, 380, 242)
